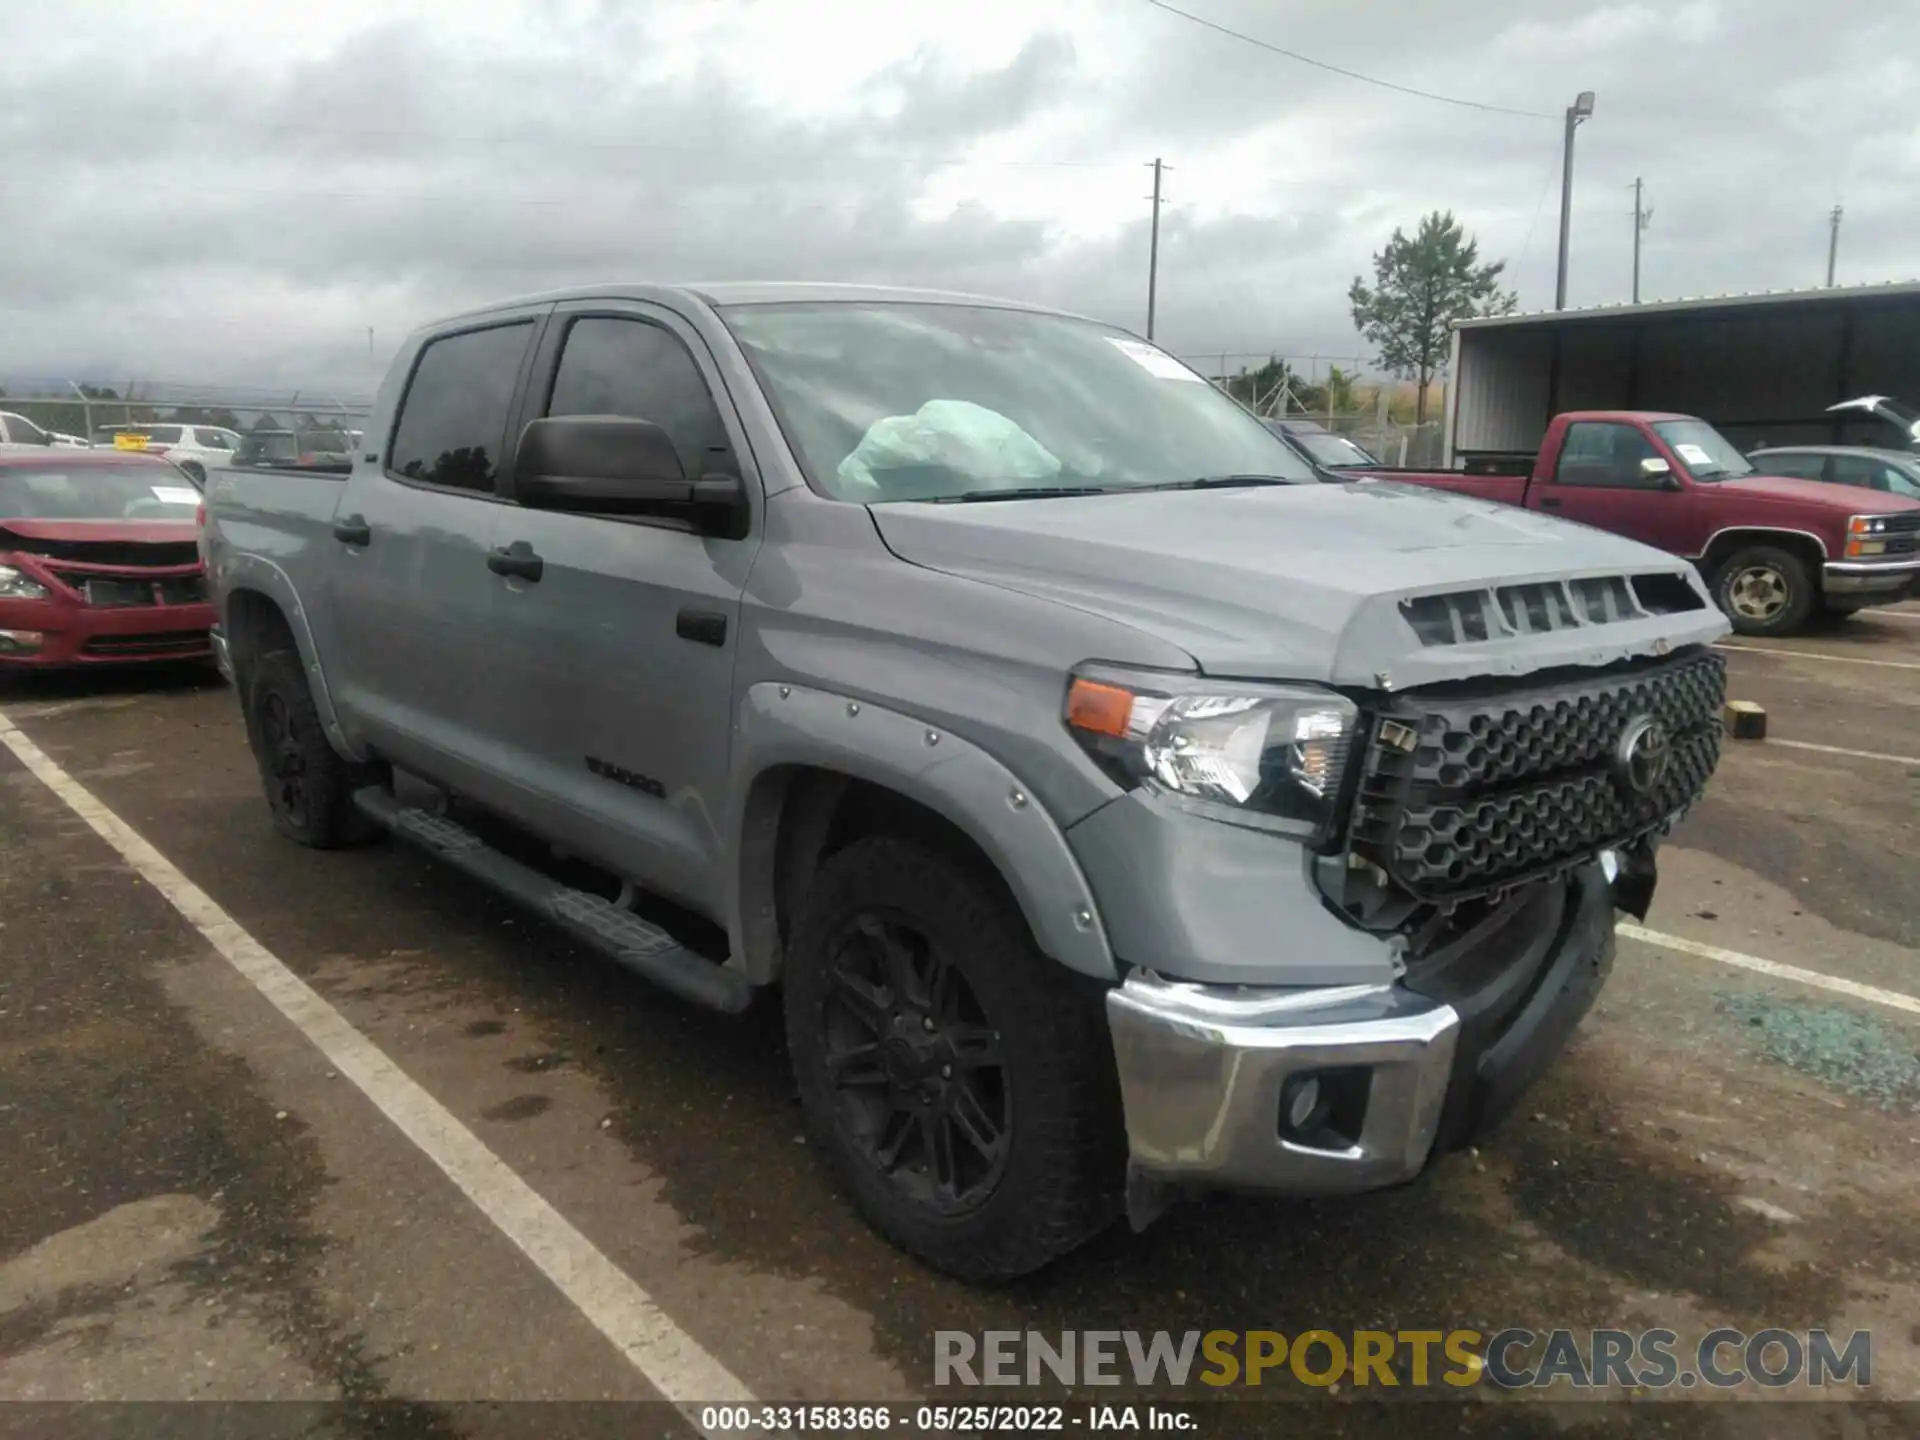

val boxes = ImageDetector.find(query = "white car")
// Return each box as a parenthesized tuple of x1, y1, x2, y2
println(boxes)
(0, 410, 90, 448)
(90, 423, 243, 482)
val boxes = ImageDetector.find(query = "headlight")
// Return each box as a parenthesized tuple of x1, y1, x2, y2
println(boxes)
(1064, 666, 1359, 842)
(0, 565, 51, 602)
(1848, 514, 1890, 536)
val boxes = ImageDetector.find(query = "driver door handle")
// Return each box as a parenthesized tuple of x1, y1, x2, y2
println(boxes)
(487, 540, 544, 583)
(332, 514, 372, 545)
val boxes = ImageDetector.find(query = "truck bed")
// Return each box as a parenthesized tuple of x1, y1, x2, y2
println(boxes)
(1359, 466, 1530, 505)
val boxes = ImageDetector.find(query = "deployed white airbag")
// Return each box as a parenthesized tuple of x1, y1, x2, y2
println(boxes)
(835, 399, 1060, 498)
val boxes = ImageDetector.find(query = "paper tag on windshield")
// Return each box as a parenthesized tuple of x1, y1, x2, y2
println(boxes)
(1674, 443, 1714, 468)
(1106, 337, 1203, 381)
(152, 486, 200, 505)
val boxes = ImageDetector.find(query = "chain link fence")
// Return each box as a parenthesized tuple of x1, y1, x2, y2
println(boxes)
(0, 380, 372, 444)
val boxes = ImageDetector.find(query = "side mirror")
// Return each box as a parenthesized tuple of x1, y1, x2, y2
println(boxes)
(514, 415, 746, 537)
(1639, 456, 1682, 491)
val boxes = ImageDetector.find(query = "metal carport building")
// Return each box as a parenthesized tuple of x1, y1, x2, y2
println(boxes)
(1440, 279, 1920, 466)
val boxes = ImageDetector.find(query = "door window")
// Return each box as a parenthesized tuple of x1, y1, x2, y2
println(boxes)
(389, 322, 532, 492)
(195, 428, 235, 449)
(1555, 422, 1661, 488)
(1829, 453, 1920, 497)
(543, 316, 734, 482)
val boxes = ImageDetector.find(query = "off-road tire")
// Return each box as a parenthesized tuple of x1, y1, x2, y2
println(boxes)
(244, 649, 380, 848)
(1712, 545, 1814, 637)
(784, 836, 1124, 1281)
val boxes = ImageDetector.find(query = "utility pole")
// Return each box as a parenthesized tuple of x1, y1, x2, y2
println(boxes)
(1555, 91, 1596, 311)
(1145, 157, 1167, 340)
(1827, 204, 1843, 287)
(1630, 177, 1652, 304)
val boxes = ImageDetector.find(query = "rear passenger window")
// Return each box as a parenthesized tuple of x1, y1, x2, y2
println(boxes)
(390, 323, 531, 492)
(544, 317, 733, 482)
(195, 428, 234, 449)
(143, 425, 184, 444)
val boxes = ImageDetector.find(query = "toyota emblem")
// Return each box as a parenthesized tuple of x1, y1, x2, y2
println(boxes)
(1613, 714, 1671, 796)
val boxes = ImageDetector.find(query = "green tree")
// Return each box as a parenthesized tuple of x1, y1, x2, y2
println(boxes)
(1349, 211, 1515, 425)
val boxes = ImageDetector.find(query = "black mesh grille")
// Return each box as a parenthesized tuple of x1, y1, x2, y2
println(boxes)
(1880, 513, 1920, 535)
(1350, 651, 1725, 904)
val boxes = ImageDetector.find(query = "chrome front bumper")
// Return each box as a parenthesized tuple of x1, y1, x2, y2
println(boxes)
(209, 625, 234, 683)
(1824, 558, 1920, 595)
(1106, 976, 1459, 1196)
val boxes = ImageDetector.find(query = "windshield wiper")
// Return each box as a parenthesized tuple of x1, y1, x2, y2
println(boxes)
(1136, 474, 1301, 492)
(928, 485, 1114, 503)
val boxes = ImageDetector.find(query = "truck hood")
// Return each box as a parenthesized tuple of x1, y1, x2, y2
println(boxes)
(0, 518, 199, 546)
(870, 481, 1729, 688)
(1720, 473, 1920, 512)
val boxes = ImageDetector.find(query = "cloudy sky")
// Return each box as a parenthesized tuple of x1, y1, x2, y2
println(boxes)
(1, 0, 1912, 404)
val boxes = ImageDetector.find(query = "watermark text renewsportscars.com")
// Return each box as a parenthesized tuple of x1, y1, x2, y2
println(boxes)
(933, 1328, 1873, 1392)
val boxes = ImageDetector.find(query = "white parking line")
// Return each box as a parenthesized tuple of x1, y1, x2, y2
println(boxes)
(1716, 643, 1920, 670)
(1620, 923, 1920, 1017)
(1762, 737, 1920, 767)
(0, 711, 757, 1424)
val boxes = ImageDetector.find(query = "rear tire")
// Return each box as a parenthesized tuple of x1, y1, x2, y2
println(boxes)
(1712, 545, 1814, 636)
(177, 459, 206, 484)
(244, 649, 380, 848)
(784, 836, 1123, 1282)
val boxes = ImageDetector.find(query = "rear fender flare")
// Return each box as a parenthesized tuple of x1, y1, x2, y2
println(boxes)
(221, 556, 362, 760)
(728, 682, 1116, 985)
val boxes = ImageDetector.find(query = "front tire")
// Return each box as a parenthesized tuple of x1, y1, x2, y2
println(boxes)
(1712, 545, 1814, 636)
(243, 649, 380, 847)
(784, 836, 1123, 1282)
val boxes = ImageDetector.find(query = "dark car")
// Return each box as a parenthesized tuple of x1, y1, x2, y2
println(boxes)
(233, 428, 354, 471)
(0, 451, 214, 668)
(1746, 445, 1920, 501)
(1260, 418, 1381, 481)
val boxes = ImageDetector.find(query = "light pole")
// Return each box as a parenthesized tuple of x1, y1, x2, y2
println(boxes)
(1554, 90, 1595, 311)
(67, 380, 93, 443)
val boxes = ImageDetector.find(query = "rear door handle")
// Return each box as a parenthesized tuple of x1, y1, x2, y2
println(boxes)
(487, 540, 544, 583)
(333, 514, 372, 545)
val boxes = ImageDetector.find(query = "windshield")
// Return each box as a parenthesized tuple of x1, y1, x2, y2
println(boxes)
(1292, 431, 1381, 468)
(0, 461, 200, 520)
(1652, 419, 1753, 480)
(720, 302, 1314, 501)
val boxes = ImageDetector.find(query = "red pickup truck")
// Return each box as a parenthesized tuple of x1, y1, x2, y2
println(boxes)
(1371, 411, 1920, 635)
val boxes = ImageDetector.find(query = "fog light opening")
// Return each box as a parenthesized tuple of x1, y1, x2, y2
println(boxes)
(1279, 1066, 1372, 1148)
(0, 629, 45, 655)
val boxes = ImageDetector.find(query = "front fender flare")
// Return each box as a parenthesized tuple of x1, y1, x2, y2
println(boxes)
(728, 682, 1115, 985)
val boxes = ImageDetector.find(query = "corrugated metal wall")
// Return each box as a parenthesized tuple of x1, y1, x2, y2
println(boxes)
(1453, 328, 1551, 453)
(1452, 293, 1920, 460)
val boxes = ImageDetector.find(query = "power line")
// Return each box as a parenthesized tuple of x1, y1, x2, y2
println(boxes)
(1142, 1, 1557, 120)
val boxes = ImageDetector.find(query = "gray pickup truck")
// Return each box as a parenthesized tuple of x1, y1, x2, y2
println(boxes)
(201, 283, 1730, 1281)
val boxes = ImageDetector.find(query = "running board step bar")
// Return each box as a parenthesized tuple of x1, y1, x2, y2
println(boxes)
(352, 787, 752, 1015)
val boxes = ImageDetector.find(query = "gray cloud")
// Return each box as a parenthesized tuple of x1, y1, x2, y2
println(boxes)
(0, 0, 1913, 404)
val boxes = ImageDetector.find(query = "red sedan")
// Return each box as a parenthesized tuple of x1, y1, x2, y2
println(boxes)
(0, 450, 215, 669)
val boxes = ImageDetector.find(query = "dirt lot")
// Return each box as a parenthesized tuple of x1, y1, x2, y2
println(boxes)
(1, 606, 1916, 1439)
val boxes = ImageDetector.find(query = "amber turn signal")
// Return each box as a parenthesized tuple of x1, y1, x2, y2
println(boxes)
(1065, 678, 1135, 738)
